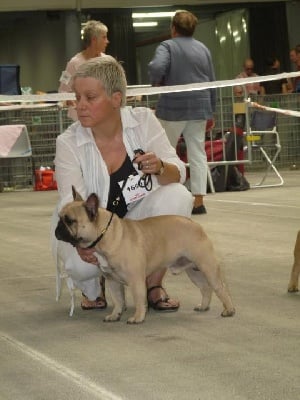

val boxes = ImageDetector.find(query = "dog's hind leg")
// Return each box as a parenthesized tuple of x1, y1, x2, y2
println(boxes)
(103, 279, 126, 322)
(185, 267, 213, 312)
(189, 250, 235, 317)
(209, 278, 235, 317)
(204, 262, 235, 317)
(288, 230, 300, 292)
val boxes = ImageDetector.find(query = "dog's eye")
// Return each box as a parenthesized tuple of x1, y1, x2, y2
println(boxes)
(64, 215, 75, 226)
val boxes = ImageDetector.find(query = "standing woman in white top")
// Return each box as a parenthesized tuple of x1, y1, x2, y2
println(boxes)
(58, 20, 109, 121)
(52, 55, 194, 312)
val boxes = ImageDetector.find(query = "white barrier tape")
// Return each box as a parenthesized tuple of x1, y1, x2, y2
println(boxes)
(249, 101, 300, 118)
(0, 93, 71, 104)
(1, 71, 300, 104)
(127, 71, 300, 97)
(0, 102, 62, 111)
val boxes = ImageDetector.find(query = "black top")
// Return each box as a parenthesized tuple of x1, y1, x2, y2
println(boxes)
(107, 154, 137, 218)
(261, 68, 287, 94)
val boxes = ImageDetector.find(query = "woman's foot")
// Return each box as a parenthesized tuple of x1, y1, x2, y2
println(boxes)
(192, 205, 207, 214)
(81, 293, 107, 310)
(147, 286, 179, 312)
(192, 194, 207, 215)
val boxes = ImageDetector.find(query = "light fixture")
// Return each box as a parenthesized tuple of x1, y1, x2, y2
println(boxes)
(133, 22, 158, 27)
(132, 12, 175, 19)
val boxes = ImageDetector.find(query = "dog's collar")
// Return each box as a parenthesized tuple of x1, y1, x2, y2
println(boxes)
(86, 212, 114, 249)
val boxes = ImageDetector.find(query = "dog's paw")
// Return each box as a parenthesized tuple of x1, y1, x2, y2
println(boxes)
(288, 285, 299, 293)
(194, 304, 210, 312)
(127, 316, 145, 324)
(103, 313, 121, 322)
(221, 308, 236, 317)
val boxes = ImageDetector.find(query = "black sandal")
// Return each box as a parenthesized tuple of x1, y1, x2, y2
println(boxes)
(147, 285, 179, 312)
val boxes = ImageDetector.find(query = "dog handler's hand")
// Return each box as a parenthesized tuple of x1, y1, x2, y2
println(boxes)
(133, 151, 162, 175)
(77, 246, 99, 265)
(133, 151, 180, 184)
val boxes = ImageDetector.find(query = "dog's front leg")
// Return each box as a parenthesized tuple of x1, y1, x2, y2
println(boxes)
(127, 278, 147, 324)
(103, 279, 126, 322)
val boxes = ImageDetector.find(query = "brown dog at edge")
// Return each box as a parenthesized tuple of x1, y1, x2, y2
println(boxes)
(55, 187, 235, 324)
(288, 230, 300, 293)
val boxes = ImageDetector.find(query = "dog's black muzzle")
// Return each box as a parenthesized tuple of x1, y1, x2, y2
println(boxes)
(55, 218, 79, 247)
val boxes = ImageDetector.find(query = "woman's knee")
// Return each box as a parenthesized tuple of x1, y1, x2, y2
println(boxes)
(150, 183, 193, 217)
(64, 252, 100, 282)
(169, 185, 194, 216)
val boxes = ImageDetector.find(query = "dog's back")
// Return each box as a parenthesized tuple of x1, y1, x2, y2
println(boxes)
(119, 214, 216, 277)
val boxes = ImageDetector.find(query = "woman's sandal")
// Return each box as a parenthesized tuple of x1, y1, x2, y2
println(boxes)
(81, 293, 107, 310)
(147, 285, 180, 312)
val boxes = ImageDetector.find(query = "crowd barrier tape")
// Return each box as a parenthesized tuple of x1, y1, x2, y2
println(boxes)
(1, 70, 299, 193)
(249, 101, 300, 118)
(1, 71, 300, 105)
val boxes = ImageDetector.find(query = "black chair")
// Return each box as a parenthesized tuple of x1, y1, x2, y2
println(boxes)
(0, 64, 21, 95)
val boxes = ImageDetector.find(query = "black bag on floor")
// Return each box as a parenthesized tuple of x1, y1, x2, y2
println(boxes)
(209, 166, 227, 192)
(177, 129, 250, 193)
(227, 165, 250, 191)
(209, 130, 250, 192)
(209, 164, 250, 192)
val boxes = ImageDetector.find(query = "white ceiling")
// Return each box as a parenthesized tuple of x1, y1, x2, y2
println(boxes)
(0, 0, 284, 12)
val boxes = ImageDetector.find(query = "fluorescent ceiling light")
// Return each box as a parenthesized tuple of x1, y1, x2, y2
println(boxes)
(133, 22, 158, 27)
(132, 12, 175, 19)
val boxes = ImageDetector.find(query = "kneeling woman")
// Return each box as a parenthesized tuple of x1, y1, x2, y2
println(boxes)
(51, 55, 193, 313)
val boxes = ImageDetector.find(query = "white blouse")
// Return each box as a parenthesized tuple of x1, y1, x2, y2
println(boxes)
(54, 106, 186, 212)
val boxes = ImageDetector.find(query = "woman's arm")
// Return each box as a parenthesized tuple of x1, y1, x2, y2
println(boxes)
(132, 108, 186, 184)
(133, 151, 181, 184)
(55, 131, 99, 262)
(55, 133, 86, 209)
(148, 42, 170, 86)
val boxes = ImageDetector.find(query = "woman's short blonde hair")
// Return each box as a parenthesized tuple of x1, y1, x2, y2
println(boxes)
(73, 55, 127, 107)
(82, 20, 108, 48)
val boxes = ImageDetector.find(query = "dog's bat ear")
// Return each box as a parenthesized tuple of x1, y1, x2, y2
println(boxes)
(84, 193, 99, 221)
(72, 185, 83, 202)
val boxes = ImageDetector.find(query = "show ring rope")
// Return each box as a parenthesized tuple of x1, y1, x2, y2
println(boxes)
(0, 71, 300, 108)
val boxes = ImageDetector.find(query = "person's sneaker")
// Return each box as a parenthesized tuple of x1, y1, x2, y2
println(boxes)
(192, 205, 207, 215)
